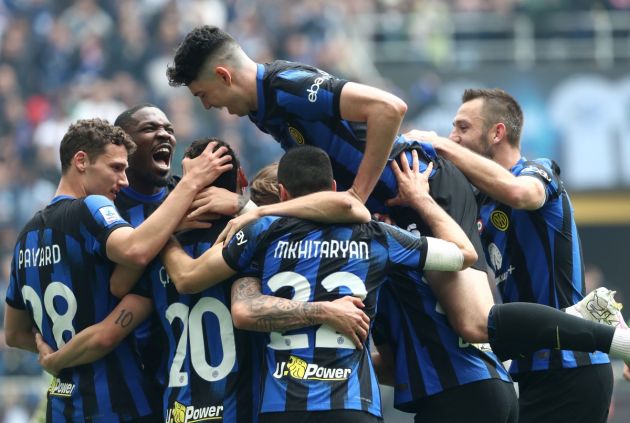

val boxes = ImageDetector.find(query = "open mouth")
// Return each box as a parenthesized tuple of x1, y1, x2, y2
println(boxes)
(152, 144, 173, 170)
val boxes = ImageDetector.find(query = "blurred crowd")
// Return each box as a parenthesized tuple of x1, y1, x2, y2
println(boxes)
(0, 0, 629, 420)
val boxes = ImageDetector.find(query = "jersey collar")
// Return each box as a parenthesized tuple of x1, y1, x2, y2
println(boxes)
(120, 186, 168, 203)
(50, 195, 75, 205)
(248, 63, 266, 125)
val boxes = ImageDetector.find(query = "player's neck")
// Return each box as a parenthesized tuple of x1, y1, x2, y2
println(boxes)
(126, 173, 163, 196)
(494, 144, 521, 170)
(243, 59, 259, 112)
(55, 175, 86, 199)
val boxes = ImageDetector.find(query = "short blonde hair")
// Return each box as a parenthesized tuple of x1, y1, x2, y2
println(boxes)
(250, 163, 279, 206)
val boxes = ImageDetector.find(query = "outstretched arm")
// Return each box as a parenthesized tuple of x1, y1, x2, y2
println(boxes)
(215, 190, 371, 245)
(35, 294, 153, 375)
(410, 132, 545, 210)
(160, 238, 235, 294)
(340, 82, 407, 202)
(230, 276, 370, 349)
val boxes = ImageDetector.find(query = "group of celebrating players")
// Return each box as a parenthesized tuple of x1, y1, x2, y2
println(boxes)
(4, 25, 630, 423)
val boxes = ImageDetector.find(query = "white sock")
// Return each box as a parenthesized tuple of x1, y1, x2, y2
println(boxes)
(609, 329, 630, 361)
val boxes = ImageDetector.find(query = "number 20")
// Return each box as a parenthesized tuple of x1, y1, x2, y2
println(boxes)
(165, 298, 236, 387)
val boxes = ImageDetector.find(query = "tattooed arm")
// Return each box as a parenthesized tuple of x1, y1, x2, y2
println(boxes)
(231, 277, 370, 349)
(35, 294, 153, 376)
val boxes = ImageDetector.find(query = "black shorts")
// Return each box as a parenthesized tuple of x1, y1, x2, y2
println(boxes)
(259, 409, 382, 423)
(410, 379, 518, 423)
(516, 363, 613, 423)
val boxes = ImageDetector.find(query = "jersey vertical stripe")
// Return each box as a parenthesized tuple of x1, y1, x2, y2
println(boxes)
(223, 216, 430, 418)
(372, 273, 511, 412)
(133, 219, 261, 423)
(5, 196, 157, 422)
(114, 183, 174, 391)
(249, 60, 439, 214)
(478, 158, 609, 375)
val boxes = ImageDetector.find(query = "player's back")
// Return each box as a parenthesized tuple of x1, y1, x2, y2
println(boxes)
(373, 272, 511, 412)
(137, 218, 262, 423)
(251, 60, 437, 213)
(6, 195, 157, 422)
(224, 216, 429, 418)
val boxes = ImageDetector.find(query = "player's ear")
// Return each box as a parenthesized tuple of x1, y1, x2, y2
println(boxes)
(215, 67, 232, 86)
(74, 151, 88, 173)
(278, 184, 291, 202)
(493, 122, 507, 144)
(331, 179, 337, 192)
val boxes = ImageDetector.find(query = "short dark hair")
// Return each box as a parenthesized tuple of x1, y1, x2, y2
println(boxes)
(114, 103, 159, 132)
(184, 138, 239, 191)
(277, 146, 333, 198)
(60, 118, 136, 173)
(167, 25, 237, 86)
(462, 88, 524, 147)
(250, 163, 279, 206)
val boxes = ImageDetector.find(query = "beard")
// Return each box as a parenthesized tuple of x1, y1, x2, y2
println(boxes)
(150, 171, 171, 187)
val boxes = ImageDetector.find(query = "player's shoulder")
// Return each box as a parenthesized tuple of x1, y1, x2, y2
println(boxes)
(516, 157, 560, 182)
(371, 221, 419, 245)
(83, 194, 116, 209)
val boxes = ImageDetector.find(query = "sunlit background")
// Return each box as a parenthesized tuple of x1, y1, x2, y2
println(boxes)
(1, 0, 630, 421)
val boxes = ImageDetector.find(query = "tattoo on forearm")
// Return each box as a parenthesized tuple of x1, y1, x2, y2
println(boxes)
(253, 301, 322, 332)
(233, 277, 324, 332)
(235, 278, 260, 300)
(115, 309, 133, 328)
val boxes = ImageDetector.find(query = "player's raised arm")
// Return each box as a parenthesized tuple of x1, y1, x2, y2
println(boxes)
(105, 141, 232, 268)
(339, 82, 407, 203)
(230, 277, 370, 349)
(387, 150, 477, 268)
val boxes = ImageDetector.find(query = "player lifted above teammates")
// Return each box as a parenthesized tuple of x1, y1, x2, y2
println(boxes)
(166, 25, 497, 348)
(165, 27, 630, 370)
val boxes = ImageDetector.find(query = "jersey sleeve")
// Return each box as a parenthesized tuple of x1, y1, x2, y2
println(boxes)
(273, 66, 347, 121)
(517, 159, 562, 203)
(82, 195, 132, 257)
(5, 252, 25, 309)
(381, 223, 428, 271)
(222, 217, 275, 272)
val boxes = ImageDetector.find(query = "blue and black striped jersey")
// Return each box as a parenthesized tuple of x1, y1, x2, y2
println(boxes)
(114, 182, 177, 390)
(372, 277, 511, 412)
(5, 195, 158, 422)
(478, 157, 609, 375)
(223, 216, 431, 418)
(249, 60, 436, 214)
(133, 218, 262, 423)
